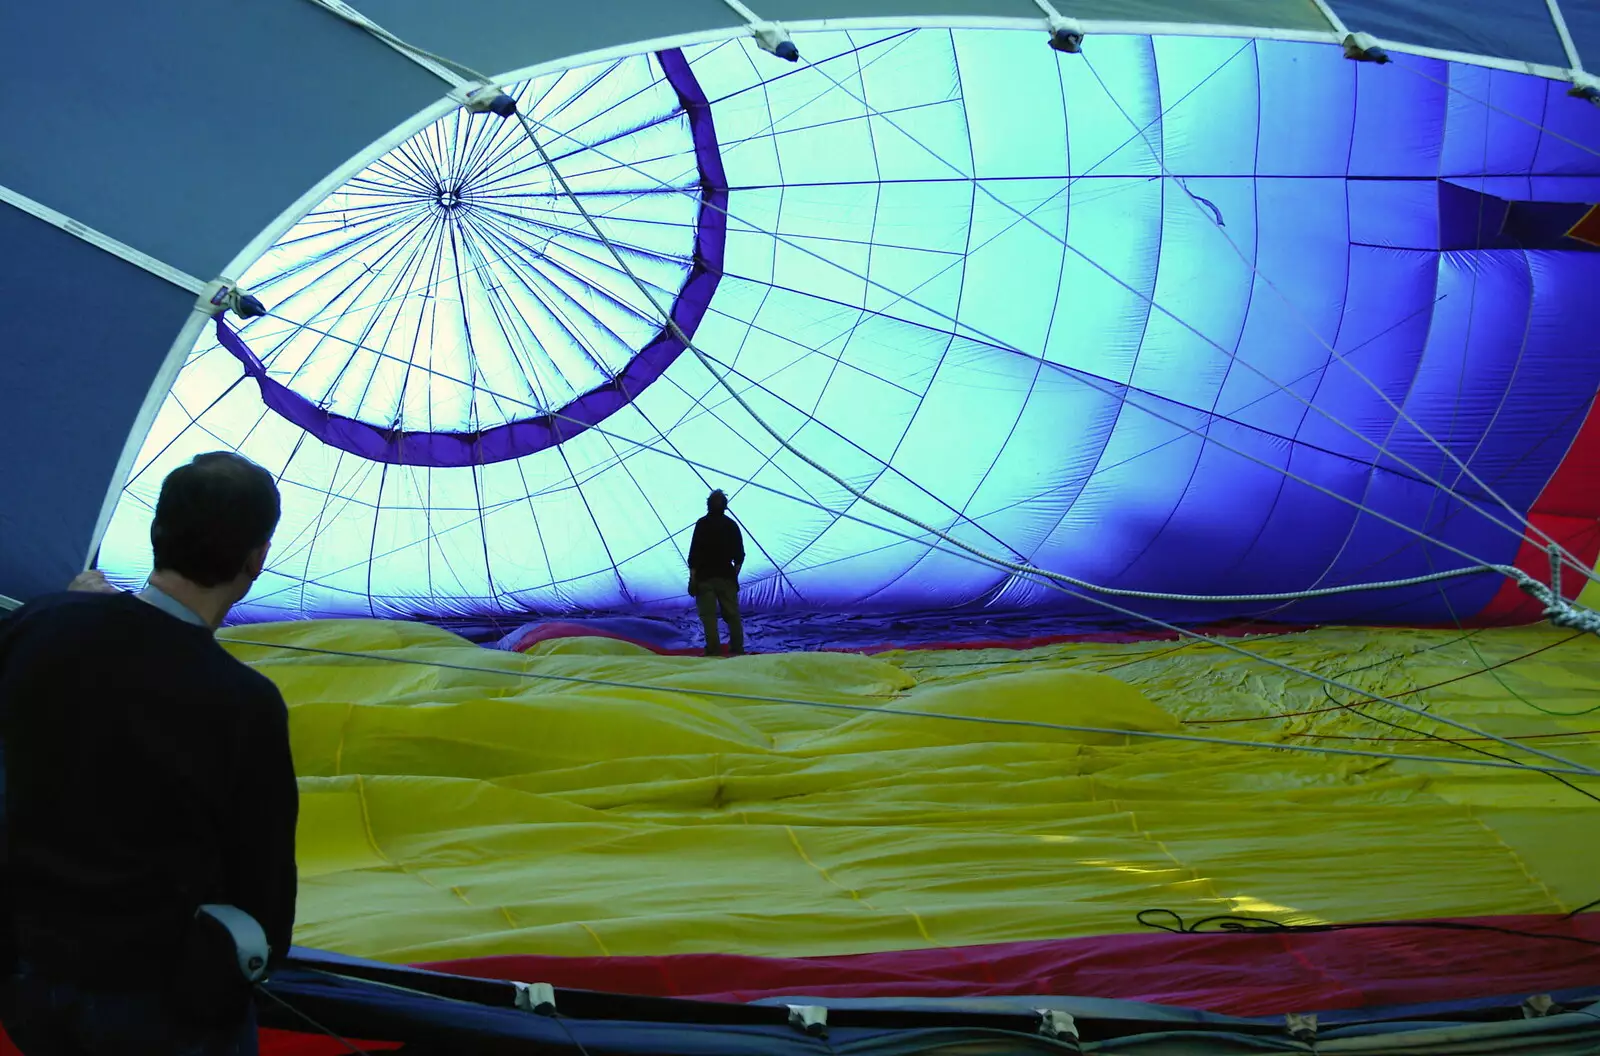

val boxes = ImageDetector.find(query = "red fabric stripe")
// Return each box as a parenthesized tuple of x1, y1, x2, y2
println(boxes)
(415, 913, 1600, 1016)
(1569, 204, 1600, 247)
(6, 915, 1592, 1054)
(1475, 388, 1600, 624)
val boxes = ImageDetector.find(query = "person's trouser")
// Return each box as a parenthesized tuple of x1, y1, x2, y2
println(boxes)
(0, 971, 258, 1056)
(695, 577, 743, 655)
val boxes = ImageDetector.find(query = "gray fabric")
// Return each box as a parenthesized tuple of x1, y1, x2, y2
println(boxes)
(1332, 0, 1573, 67)
(0, 0, 442, 278)
(0, 206, 195, 604)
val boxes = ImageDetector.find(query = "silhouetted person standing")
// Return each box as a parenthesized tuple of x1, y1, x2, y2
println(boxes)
(687, 490, 745, 657)
(0, 452, 298, 1055)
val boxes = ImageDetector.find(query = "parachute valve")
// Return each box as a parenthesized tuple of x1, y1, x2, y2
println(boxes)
(1342, 32, 1391, 63)
(1037, 1009, 1079, 1041)
(514, 981, 557, 1014)
(786, 1004, 828, 1036)
(1047, 16, 1085, 53)
(199, 278, 265, 321)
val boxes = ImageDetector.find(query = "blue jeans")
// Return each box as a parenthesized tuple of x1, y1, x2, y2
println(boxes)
(1, 972, 257, 1056)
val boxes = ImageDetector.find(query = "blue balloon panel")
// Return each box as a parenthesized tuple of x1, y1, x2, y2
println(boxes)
(99, 30, 1600, 628)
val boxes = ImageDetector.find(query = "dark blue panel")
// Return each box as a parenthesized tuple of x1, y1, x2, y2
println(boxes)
(1331, 0, 1569, 67)
(0, 0, 442, 278)
(0, 208, 194, 602)
(1349, 59, 1447, 177)
(1255, 41, 1356, 177)
(374, 0, 736, 81)
(1567, 1, 1600, 73)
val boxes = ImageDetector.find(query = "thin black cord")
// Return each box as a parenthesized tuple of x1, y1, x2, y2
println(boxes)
(1136, 908, 1600, 948)
(254, 983, 374, 1056)
(550, 1012, 597, 1056)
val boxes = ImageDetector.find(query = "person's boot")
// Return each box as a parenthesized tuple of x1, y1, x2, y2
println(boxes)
(704, 643, 723, 657)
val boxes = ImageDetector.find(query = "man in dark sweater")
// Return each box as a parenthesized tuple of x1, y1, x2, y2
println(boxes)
(687, 489, 745, 657)
(0, 452, 298, 1055)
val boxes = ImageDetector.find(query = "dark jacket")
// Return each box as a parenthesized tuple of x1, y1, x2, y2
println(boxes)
(688, 513, 745, 582)
(0, 592, 298, 986)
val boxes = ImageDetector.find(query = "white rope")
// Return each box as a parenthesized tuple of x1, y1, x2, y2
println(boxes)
(1075, 50, 1600, 589)
(277, 13, 1600, 775)
(0, 182, 206, 295)
(1548, 0, 1586, 72)
(716, 0, 799, 62)
(219, 636, 1599, 778)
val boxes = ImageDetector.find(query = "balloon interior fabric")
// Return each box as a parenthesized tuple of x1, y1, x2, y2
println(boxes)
(97, 28, 1600, 634)
(5, 9, 1600, 1056)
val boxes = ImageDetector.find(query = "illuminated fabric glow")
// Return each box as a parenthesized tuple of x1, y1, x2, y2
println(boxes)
(99, 29, 1600, 626)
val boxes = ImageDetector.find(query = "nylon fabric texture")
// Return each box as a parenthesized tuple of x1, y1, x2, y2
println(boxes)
(220, 619, 1600, 965)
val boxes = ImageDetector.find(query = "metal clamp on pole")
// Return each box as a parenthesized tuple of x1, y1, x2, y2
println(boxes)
(198, 278, 266, 320)
(514, 981, 557, 1014)
(1037, 1009, 1080, 1042)
(461, 84, 518, 118)
(1342, 32, 1391, 63)
(786, 1004, 828, 1036)
(721, 0, 800, 61)
(1032, 0, 1084, 52)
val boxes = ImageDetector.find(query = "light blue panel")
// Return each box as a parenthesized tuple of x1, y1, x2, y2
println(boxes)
(1062, 36, 1162, 180)
(1045, 179, 1163, 378)
(1215, 178, 1349, 438)
(1255, 41, 1356, 177)
(964, 370, 1127, 545)
(1153, 35, 1261, 177)
(1129, 177, 1257, 410)
(853, 28, 963, 116)
(1031, 400, 1212, 581)
(869, 101, 975, 182)
(952, 32, 1067, 180)
(955, 183, 1069, 360)
(1346, 179, 1441, 248)
(889, 343, 1039, 518)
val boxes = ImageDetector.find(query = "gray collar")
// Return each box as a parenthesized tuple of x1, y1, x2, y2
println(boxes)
(136, 583, 209, 629)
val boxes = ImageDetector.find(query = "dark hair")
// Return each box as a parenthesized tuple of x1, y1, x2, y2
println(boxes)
(150, 452, 281, 587)
(708, 489, 728, 513)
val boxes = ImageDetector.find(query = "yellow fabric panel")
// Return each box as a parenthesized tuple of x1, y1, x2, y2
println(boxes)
(219, 621, 1600, 964)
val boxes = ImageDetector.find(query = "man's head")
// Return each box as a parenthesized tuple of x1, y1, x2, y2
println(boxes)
(707, 489, 728, 514)
(151, 452, 281, 597)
